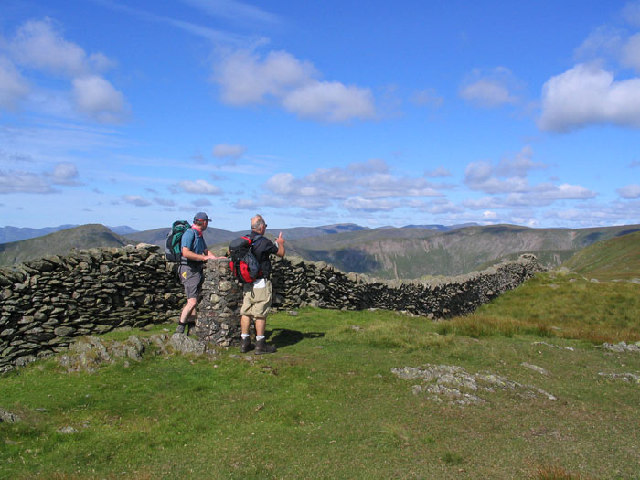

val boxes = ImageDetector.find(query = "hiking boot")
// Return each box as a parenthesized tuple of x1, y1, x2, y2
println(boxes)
(175, 323, 186, 335)
(240, 336, 254, 353)
(255, 338, 276, 355)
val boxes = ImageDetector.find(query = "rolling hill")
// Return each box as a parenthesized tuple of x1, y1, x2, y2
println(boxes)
(561, 229, 640, 281)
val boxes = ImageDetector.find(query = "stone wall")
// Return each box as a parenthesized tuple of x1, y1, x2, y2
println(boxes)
(0, 245, 183, 373)
(0, 244, 544, 373)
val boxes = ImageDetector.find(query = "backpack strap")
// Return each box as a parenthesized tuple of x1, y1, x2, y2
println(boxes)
(180, 228, 201, 266)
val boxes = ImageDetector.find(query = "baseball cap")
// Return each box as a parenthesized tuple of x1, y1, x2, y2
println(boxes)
(194, 212, 211, 222)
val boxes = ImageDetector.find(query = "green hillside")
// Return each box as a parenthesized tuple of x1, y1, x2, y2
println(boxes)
(2, 270, 639, 478)
(0, 224, 132, 266)
(562, 229, 640, 281)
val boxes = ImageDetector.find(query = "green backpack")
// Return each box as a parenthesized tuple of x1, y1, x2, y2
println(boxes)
(164, 220, 191, 262)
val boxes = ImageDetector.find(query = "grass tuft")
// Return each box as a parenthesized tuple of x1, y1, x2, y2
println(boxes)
(534, 465, 588, 480)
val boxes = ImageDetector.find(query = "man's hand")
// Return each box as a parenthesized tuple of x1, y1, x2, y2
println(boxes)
(276, 231, 285, 257)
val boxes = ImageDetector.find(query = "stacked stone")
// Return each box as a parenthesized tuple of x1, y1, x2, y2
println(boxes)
(193, 259, 243, 347)
(262, 253, 543, 319)
(1, 244, 543, 373)
(0, 244, 183, 373)
(271, 259, 368, 310)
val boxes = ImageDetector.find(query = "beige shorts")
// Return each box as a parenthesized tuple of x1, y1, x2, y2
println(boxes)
(240, 279, 272, 318)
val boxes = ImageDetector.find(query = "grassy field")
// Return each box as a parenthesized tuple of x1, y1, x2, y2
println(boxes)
(1, 268, 639, 479)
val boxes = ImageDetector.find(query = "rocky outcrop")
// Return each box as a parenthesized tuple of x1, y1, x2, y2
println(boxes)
(1, 245, 544, 373)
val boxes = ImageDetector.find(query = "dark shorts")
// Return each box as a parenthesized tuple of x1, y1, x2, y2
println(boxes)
(178, 264, 204, 299)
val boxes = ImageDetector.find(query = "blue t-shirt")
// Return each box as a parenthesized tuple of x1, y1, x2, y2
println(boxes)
(181, 228, 207, 265)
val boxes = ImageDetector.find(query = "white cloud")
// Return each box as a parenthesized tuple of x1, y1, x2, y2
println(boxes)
(423, 199, 462, 215)
(573, 26, 624, 62)
(178, 179, 222, 195)
(622, 33, 640, 71)
(213, 49, 376, 122)
(2, 19, 127, 123)
(465, 162, 529, 194)
(0, 56, 29, 110)
(180, 0, 280, 25)
(154, 197, 176, 207)
(212, 143, 246, 159)
(459, 67, 521, 108)
(535, 183, 596, 200)
(623, 0, 640, 28)
(191, 197, 213, 207)
(538, 64, 640, 132)
(343, 196, 399, 212)
(122, 195, 152, 207)
(9, 18, 92, 77)
(48, 162, 81, 185)
(265, 173, 297, 195)
(0, 170, 56, 194)
(464, 145, 544, 194)
(282, 80, 375, 122)
(72, 75, 127, 123)
(463, 146, 596, 208)
(411, 88, 444, 108)
(617, 184, 640, 198)
(425, 167, 451, 177)
(259, 159, 444, 213)
(215, 50, 315, 105)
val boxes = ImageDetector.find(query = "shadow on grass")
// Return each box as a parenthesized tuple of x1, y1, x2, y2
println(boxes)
(267, 328, 325, 348)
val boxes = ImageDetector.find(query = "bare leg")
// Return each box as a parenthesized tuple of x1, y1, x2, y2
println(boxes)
(176, 298, 198, 333)
(254, 317, 266, 337)
(241, 315, 252, 335)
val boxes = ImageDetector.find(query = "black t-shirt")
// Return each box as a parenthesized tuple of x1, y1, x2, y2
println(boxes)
(249, 232, 278, 278)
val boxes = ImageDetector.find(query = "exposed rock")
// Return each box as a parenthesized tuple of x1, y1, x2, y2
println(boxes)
(57, 426, 78, 434)
(532, 341, 575, 352)
(521, 362, 550, 376)
(168, 333, 210, 356)
(56, 334, 216, 372)
(392, 364, 557, 406)
(601, 342, 640, 353)
(598, 372, 640, 383)
(0, 408, 20, 423)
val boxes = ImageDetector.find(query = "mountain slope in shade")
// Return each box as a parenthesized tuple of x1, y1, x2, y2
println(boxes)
(0, 224, 132, 266)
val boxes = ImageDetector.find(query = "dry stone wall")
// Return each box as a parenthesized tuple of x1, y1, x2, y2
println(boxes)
(1, 244, 544, 373)
(0, 245, 183, 373)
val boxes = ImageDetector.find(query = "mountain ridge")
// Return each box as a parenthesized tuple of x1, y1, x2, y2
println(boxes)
(2, 222, 638, 279)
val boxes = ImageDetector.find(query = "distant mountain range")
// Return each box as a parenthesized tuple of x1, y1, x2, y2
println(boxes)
(1, 222, 638, 279)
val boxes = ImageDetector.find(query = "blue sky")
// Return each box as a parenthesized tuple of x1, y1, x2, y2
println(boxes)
(1, 0, 640, 232)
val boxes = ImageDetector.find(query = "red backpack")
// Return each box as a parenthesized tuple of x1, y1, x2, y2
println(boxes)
(228, 235, 261, 283)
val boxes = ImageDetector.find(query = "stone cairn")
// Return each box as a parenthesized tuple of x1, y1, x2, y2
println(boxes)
(0, 244, 544, 373)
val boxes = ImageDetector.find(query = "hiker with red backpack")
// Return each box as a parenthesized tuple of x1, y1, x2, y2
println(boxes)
(176, 212, 224, 335)
(238, 214, 285, 354)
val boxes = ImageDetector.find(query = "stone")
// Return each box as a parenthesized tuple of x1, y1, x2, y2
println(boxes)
(0, 409, 21, 423)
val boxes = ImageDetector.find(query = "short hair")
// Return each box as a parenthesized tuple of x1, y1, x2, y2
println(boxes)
(251, 214, 265, 230)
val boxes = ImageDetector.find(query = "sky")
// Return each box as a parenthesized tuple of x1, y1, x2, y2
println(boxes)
(1, 0, 640, 232)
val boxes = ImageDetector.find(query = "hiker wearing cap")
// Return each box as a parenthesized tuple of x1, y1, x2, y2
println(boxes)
(176, 212, 223, 334)
(239, 214, 285, 354)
